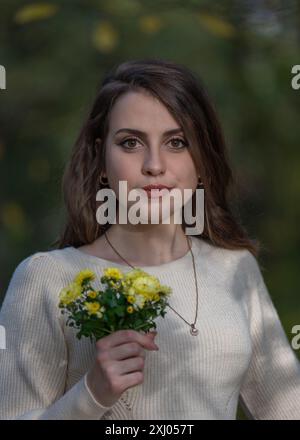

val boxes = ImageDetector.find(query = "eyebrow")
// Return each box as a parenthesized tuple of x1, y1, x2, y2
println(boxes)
(114, 128, 184, 138)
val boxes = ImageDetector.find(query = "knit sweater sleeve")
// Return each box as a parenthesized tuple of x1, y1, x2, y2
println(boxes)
(0, 253, 112, 420)
(238, 252, 300, 419)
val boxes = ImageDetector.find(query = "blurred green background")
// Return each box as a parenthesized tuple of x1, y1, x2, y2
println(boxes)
(1, 0, 299, 419)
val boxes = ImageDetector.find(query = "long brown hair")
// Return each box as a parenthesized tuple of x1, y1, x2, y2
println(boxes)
(52, 58, 260, 257)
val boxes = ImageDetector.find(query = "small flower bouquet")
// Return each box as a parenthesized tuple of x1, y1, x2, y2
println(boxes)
(58, 267, 172, 342)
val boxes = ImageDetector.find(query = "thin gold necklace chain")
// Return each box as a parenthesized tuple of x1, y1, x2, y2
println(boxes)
(103, 230, 199, 336)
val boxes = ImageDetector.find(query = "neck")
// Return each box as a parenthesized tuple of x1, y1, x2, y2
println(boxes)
(97, 223, 190, 267)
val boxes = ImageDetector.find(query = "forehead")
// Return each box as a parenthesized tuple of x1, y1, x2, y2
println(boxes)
(108, 91, 181, 132)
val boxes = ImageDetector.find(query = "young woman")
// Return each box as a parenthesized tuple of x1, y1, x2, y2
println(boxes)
(0, 59, 299, 420)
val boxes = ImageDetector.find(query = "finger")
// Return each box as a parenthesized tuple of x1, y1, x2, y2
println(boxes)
(146, 332, 157, 340)
(116, 357, 145, 376)
(109, 343, 146, 361)
(122, 371, 144, 390)
(97, 329, 158, 351)
(142, 330, 157, 338)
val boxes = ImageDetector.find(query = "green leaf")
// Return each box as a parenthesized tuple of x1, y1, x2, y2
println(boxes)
(114, 306, 125, 317)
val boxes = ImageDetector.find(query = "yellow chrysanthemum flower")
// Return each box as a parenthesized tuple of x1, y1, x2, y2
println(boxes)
(87, 291, 97, 299)
(84, 302, 100, 315)
(148, 290, 161, 302)
(132, 275, 160, 297)
(103, 267, 124, 280)
(126, 295, 135, 304)
(127, 306, 134, 314)
(126, 292, 146, 310)
(74, 269, 95, 286)
(59, 282, 82, 306)
(124, 268, 148, 282)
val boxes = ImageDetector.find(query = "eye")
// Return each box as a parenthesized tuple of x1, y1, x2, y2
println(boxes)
(118, 137, 140, 150)
(168, 137, 188, 149)
(117, 136, 188, 151)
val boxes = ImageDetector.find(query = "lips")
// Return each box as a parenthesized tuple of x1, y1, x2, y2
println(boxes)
(142, 185, 173, 191)
(141, 185, 174, 199)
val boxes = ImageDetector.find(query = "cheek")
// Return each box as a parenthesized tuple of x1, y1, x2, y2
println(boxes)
(173, 156, 197, 186)
(106, 148, 138, 184)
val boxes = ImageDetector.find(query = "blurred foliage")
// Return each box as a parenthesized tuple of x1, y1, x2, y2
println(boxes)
(1, 0, 300, 419)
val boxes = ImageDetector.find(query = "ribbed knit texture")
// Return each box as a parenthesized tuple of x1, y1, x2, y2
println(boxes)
(0, 236, 299, 420)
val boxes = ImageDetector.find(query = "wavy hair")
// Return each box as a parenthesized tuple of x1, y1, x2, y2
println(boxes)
(52, 58, 260, 257)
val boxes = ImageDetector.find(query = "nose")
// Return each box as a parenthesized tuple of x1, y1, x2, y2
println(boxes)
(141, 148, 166, 176)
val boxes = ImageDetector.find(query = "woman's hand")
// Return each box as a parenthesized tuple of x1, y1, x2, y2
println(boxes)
(86, 329, 159, 408)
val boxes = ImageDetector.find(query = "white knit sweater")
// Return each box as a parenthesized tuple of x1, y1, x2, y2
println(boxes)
(0, 237, 300, 420)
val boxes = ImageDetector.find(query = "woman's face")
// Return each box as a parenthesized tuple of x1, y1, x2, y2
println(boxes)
(102, 90, 199, 222)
